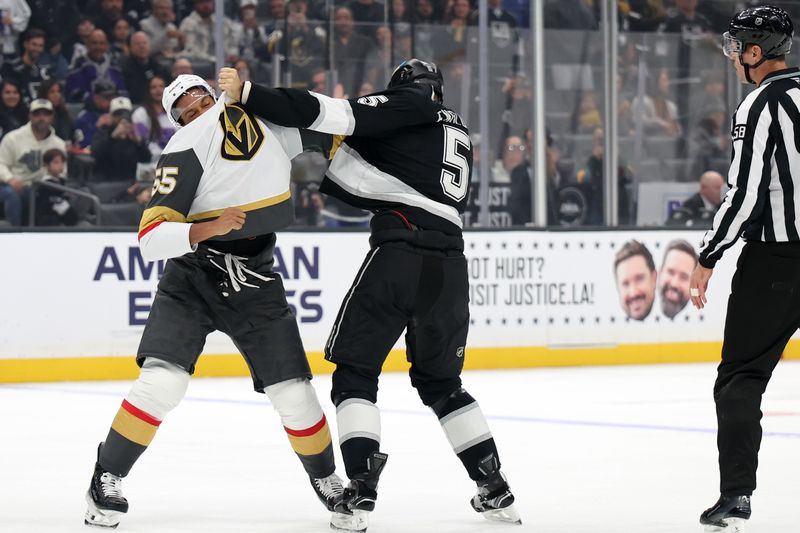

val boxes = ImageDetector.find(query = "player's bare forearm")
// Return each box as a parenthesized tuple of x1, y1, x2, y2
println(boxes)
(189, 207, 245, 245)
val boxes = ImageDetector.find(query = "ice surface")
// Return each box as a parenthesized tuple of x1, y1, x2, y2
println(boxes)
(3, 363, 800, 532)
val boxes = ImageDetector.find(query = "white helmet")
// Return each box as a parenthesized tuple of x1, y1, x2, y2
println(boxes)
(162, 74, 216, 129)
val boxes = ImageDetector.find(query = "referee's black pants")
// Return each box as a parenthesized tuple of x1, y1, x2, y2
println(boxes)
(716, 241, 800, 496)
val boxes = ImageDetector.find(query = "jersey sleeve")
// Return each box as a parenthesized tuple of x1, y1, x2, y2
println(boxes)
(137, 148, 204, 261)
(698, 91, 772, 268)
(241, 81, 438, 137)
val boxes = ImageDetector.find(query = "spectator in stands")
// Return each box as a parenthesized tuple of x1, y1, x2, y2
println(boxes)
(624, 0, 667, 32)
(390, 0, 410, 25)
(67, 17, 96, 67)
(332, 7, 371, 97)
(658, 239, 697, 319)
(39, 36, 70, 81)
(0, 80, 29, 140)
(0, 99, 66, 226)
(140, 0, 185, 58)
(65, 29, 126, 103)
(630, 67, 680, 137)
(35, 148, 78, 226)
(74, 78, 117, 149)
(93, 0, 137, 39)
(348, 0, 384, 41)
(28, 0, 79, 57)
(37, 80, 74, 146)
(472, 0, 518, 48)
(267, 0, 326, 89)
(364, 25, 401, 89)
(91, 96, 151, 182)
(544, 0, 597, 30)
(658, 0, 712, 42)
(432, 0, 472, 68)
(170, 56, 193, 77)
(234, 0, 269, 63)
(412, 0, 437, 59)
(689, 70, 725, 123)
(132, 75, 175, 160)
(669, 170, 724, 227)
(614, 239, 657, 321)
(264, 0, 287, 36)
(0, 0, 31, 57)
(570, 90, 602, 134)
(110, 17, 133, 59)
(687, 102, 728, 182)
(575, 128, 633, 226)
(2, 28, 49, 104)
(122, 32, 168, 105)
(179, 0, 238, 63)
(294, 182, 326, 227)
(509, 128, 562, 226)
(492, 134, 526, 183)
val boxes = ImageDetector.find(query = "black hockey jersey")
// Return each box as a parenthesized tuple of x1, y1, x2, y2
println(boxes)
(240, 82, 473, 236)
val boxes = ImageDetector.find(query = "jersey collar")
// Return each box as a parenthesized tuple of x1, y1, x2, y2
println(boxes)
(759, 67, 800, 86)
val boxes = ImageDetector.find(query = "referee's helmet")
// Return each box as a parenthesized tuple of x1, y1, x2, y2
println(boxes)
(388, 59, 444, 102)
(724, 5, 794, 61)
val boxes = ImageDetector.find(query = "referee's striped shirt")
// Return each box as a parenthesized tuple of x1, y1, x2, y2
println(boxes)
(699, 67, 800, 268)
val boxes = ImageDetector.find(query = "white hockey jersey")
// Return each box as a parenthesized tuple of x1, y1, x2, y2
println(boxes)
(137, 94, 303, 261)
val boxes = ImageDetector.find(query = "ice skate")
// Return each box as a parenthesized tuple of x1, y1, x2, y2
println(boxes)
(700, 495, 750, 532)
(329, 452, 388, 533)
(84, 444, 128, 528)
(470, 453, 521, 525)
(311, 473, 345, 511)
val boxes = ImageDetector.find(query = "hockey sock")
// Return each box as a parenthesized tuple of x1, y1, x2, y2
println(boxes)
(266, 378, 335, 479)
(336, 397, 381, 479)
(431, 388, 500, 481)
(99, 358, 190, 476)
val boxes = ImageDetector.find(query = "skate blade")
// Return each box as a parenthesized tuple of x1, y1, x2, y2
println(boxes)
(84, 492, 123, 528)
(703, 517, 746, 533)
(481, 504, 522, 525)
(330, 510, 369, 533)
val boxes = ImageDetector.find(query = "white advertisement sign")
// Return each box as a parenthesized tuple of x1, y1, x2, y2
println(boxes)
(0, 230, 745, 361)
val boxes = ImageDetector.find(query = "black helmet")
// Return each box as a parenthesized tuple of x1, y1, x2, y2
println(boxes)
(387, 59, 444, 101)
(724, 5, 793, 60)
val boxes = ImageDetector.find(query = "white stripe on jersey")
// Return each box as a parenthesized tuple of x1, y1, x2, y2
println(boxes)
(308, 92, 356, 135)
(326, 143, 464, 228)
(701, 97, 773, 261)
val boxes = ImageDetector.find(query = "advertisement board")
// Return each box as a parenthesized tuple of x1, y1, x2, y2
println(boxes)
(2, 230, 795, 382)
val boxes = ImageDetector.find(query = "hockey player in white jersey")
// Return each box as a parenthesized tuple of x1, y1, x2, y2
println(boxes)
(83, 75, 346, 528)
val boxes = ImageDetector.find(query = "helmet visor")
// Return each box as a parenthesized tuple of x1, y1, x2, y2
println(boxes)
(170, 88, 213, 125)
(723, 31, 744, 58)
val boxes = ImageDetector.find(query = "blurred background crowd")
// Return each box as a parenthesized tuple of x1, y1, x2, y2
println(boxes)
(0, 0, 796, 229)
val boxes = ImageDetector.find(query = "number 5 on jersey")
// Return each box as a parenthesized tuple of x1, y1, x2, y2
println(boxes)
(153, 167, 179, 195)
(440, 125, 471, 202)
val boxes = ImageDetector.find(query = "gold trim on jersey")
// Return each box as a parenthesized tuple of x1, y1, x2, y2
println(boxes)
(138, 206, 188, 232)
(186, 190, 292, 222)
(329, 135, 346, 160)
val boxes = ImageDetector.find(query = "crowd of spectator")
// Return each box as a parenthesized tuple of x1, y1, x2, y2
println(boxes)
(0, 0, 780, 228)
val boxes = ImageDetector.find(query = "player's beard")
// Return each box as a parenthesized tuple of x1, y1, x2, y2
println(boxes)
(661, 283, 688, 319)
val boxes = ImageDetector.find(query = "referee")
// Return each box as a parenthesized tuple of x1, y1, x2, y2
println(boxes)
(689, 5, 798, 532)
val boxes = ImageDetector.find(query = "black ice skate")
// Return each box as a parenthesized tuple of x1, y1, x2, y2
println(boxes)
(85, 443, 128, 528)
(330, 452, 388, 533)
(311, 472, 345, 511)
(700, 495, 750, 532)
(470, 453, 521, 525)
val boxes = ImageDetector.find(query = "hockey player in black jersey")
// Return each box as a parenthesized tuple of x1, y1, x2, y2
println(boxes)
(219, 60, 520, 532)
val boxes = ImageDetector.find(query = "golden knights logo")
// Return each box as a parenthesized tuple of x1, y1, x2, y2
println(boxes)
(219, 104, 264, 160)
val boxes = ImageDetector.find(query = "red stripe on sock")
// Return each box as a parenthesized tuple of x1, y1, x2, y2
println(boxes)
(284, 415, 326, 437)
(122, 399, 162, 426)
(138, 219, 164, 240)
